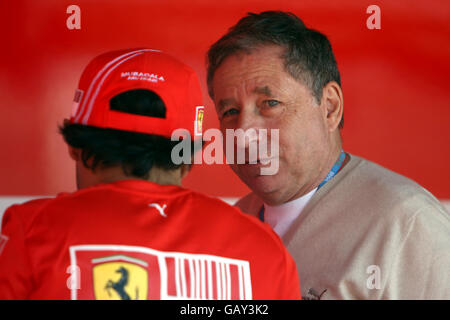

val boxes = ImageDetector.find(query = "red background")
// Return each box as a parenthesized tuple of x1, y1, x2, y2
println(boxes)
(1, 0, 449, 199)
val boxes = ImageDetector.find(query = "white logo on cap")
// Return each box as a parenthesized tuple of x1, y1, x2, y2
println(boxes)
(121, 72, 165, 83)
(71, 89, 84, 117)
(0, 234, 8, 256)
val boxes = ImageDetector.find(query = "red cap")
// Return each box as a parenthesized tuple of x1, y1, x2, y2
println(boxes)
(70, 48, 204, 139)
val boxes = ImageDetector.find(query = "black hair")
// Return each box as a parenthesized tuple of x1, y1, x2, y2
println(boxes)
(207, 11, 343, 128)
(60, 89, 194, 179)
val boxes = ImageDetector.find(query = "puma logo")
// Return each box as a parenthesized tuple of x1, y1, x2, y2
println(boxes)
(149, 203, 167, 218)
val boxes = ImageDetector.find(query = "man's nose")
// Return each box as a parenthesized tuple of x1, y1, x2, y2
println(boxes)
(235, 109, 260, 150)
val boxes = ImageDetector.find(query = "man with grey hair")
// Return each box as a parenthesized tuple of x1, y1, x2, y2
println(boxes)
(207, 11, 450, 299)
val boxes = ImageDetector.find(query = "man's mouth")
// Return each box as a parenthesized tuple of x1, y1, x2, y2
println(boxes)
(241, 157, 276, 165)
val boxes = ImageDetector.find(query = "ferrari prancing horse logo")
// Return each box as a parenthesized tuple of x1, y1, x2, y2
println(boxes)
(92, 255, 148, 300)
(195, 106, 204, 136)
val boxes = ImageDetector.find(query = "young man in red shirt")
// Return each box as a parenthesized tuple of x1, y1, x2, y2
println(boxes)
(0, 48, 300, 300)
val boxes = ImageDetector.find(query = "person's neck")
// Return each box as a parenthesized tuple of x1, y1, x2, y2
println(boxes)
(77, 165, 182, 189)
(283, 143, 343, 205)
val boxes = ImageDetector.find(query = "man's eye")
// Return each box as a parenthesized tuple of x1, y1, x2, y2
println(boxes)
(222, 108, 239, 118)
(264, 100, 280, 107)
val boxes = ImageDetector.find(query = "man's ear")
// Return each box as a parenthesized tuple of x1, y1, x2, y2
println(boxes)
(321, 81, 344, 132)
(68, 146, 80, 161)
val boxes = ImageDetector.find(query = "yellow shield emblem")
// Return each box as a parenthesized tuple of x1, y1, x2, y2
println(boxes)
(195, 106, 205, 136)
(92, 255, 148, 300)
(197, 110, 204, 133)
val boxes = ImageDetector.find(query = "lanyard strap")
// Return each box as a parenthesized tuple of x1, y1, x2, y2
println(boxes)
(259, 150, 346, 222)
(317, 150, 346, 190)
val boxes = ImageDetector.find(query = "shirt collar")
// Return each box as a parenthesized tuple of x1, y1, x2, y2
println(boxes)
(263, 187, 317, 237)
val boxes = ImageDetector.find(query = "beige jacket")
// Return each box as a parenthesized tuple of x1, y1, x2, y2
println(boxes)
(236, 154, 450, 299)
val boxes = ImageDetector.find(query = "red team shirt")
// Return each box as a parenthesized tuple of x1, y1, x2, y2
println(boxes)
(0, 180, 300, 300)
